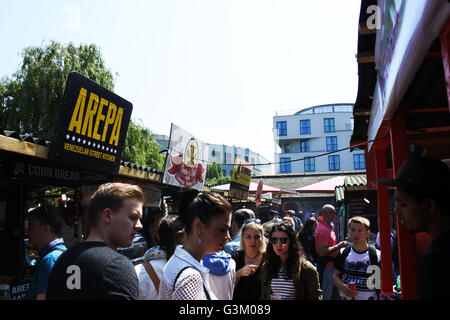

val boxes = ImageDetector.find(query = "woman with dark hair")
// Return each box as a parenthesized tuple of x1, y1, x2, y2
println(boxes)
(297, 218, 319, 265)
(160, 190, 233, 300)
(135, 214, 184, 300)
(140, 199, 168, 249)
(261, 222, 322, 300)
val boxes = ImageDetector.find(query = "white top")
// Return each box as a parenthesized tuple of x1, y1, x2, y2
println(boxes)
(204, 258, 236, 300)
(160, 246, 217, 300)
(135, 259, 166, 300)
(337, 247, 381, 300)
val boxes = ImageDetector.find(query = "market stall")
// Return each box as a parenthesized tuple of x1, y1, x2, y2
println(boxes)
(351, 0, 450, 299)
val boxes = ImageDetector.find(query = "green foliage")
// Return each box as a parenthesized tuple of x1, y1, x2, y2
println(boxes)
(0, 40, 165, 171)
(206, 161, 223, 180)
(0, 40, 115, 140)
(205, 162, 230, 186)
(122, 119, 165, 171)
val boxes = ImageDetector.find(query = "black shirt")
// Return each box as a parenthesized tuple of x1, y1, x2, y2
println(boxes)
(418, 230, 450, 300)
(46, 241, 138, 300)
(230, 250, 262, 300)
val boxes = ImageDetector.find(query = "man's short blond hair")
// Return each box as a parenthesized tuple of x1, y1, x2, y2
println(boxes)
(348, 216, 370, 231)
(88, 182, 145, 228)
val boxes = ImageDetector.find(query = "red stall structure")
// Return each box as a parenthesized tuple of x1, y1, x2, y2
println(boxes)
(352, 0, 450, 299)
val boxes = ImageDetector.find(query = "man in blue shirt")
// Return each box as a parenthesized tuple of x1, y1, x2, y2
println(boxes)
(224, 209, 255, 253)
(25, 205, 66, 300)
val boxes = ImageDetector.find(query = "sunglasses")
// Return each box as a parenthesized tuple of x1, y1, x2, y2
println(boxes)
(270, 237, 289, 245)
(244, 218, 261, 225)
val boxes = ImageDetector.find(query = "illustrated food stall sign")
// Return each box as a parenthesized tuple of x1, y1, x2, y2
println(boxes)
(229, 156, 253, 200)
(50, 72, 132, 174)
(255, 178, 263, 206)
(162, 124, 208, 191)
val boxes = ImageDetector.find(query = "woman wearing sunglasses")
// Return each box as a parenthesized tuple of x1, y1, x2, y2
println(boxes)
(261, 222, 322, 300)
(230, 219, 266, 300)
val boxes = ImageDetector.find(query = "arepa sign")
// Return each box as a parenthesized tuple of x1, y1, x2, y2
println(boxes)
(50, 72, 132, 174)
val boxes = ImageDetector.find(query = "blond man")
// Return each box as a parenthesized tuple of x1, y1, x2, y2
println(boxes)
(46, 183, 144, 300)
(333, 216, 381, 300)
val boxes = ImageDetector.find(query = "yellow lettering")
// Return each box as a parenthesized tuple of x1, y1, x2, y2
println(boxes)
(93, 97, 108, 141)
(81, 92, 99, 138)
(101, 102, 117, 142)
(68, 88, 87, 134)
(109, 107, 123, 146)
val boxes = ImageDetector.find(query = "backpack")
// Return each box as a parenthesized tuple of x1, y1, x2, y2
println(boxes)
(340, 243, 379, 268)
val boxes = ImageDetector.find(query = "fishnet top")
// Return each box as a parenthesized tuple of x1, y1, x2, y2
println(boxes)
(160, 246, 216, 300)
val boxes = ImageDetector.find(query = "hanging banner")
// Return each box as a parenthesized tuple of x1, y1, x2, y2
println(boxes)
(229, 156, 253, 200)
(255, 178, 263, 207)
(162, 124, 208, 191)
(50, 72, 133, 174)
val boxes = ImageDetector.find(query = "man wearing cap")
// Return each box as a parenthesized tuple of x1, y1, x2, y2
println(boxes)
(378, 154, 450, 299)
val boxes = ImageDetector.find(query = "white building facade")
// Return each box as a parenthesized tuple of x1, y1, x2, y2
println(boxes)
(273, 103, 365, 174)
(207, 144, 272, 176)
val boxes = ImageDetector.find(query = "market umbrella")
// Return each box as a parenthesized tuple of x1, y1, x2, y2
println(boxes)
(211, 182, 292, 194)
(295, 176, 347, 193)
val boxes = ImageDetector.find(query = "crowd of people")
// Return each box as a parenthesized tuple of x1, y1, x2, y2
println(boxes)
(22, 153, 450, 300)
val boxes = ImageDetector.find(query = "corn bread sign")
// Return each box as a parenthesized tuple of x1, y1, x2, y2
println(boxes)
(50, 72, 132, 173)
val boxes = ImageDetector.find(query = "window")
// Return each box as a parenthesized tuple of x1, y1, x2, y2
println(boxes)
(211, 150, 216, 156)
(280, 157, 291, 173)
(314, 106, 333, 114)
(300, 140, 310, 152)
(284, 143, 290, 153)
(326, 136, 338, 152)
(300, 120, 311, 134)
(334, 105, 353, 113)
(324, 118, 335, 133)
(329, 155, 340, 171)
(353, 154, 366, 170)
(276, 121, 287, 136)
(304, 157, 315, 172)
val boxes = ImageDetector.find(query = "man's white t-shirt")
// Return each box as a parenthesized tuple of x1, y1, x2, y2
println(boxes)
(335, 246, 381, 300)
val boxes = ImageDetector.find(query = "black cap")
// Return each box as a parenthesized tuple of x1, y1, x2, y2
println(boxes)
(377, 155, 450, 191)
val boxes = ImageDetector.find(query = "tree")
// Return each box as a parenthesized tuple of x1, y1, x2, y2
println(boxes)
(0, 40, 115, 140)
(122, 119, 165, 171)
(206, 161, 230, 186)
(0, 40, 165, 171)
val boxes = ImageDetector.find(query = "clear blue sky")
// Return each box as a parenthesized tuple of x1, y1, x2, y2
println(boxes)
(0, 0, 361, 162)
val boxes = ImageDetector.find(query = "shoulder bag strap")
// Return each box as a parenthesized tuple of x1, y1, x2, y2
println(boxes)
(172, 266, 211, 300)
(341, 244, 352, 261)
(143, 261, 160, 294)
(368, 245, 379, 267)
